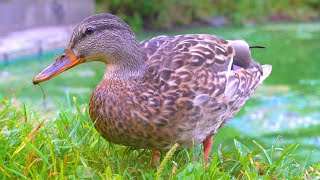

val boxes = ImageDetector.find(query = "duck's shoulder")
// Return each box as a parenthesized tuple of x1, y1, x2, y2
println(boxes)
(140, 34, 235, 74)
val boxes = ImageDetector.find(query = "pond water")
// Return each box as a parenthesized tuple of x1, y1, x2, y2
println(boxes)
(232, 87, 320, 134)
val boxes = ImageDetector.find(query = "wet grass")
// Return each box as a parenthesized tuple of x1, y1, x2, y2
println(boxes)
(1, 22, 320, 178)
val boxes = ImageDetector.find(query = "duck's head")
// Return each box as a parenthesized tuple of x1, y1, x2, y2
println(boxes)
(33, 13, 142, 84)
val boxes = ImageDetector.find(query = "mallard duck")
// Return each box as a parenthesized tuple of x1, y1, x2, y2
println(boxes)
(33, 13, 271, 164)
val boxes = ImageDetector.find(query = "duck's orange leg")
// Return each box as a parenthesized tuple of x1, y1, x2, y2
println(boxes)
(151, 150, 161, 165)
(203, 135, 213, 164)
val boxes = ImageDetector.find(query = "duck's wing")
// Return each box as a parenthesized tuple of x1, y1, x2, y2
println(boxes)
(140, 34, 271, 90)
(140, 34, 271, 124)
(141, 34, 235, 73)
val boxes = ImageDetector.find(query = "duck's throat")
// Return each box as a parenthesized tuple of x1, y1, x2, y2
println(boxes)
(105, 63, 146, 79)
(104, 52, 146, 79)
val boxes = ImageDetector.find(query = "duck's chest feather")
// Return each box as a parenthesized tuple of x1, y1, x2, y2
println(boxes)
(88, 79, 186, 150)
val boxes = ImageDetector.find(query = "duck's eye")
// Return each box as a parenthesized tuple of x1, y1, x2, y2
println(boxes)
(85, 27, 94, 35)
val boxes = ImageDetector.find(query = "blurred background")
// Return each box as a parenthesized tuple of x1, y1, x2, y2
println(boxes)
(0, 0, 319, 165)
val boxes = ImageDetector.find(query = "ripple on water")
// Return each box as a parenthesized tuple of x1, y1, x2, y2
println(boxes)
(229, 86, 320, 135)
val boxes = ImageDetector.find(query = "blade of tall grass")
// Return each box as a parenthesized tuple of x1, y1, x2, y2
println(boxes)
(253, 140, 272, 165)
(156, 143, 179, 180)
(11, 119, 45, 157)
(1, 164, 28, 179)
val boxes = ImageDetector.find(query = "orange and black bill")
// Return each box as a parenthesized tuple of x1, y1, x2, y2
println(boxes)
(33, 47, 84, 84)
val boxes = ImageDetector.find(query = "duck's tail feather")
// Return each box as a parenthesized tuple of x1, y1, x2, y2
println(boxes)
(249, 46, 266, 49)
(259, 65, 272, 84)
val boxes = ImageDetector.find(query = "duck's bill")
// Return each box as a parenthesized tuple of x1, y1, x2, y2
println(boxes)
(33, 48, 84, 84)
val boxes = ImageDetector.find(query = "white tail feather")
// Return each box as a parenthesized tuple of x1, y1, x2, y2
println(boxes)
(259, 65, 272, 84)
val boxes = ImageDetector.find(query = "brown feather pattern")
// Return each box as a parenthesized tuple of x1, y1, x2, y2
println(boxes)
(89, 34, 266, 150)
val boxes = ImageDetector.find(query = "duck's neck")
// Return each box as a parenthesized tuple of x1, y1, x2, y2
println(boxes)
(103, 42, 146, 80)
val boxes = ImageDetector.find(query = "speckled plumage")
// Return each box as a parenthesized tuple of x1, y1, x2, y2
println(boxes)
(33, 13, 272, 153)
(89, 34, 270, 150)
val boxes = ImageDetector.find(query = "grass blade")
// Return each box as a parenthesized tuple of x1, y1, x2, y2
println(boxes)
(21, 138, 50, 165)
(0, 164, 28, 179)
(156, 143, 179, 180)
(11, 119, 45, 158)
(253, 140, 272, 165)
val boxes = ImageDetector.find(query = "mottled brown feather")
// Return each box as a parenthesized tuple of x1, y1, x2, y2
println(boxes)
(89, 34, 269, 150)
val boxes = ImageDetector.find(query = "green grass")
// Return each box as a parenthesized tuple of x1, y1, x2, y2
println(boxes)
(1, 22, 320, 178)
(1, 98, 319, 179)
